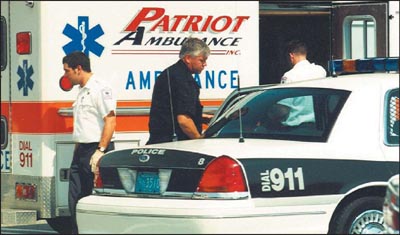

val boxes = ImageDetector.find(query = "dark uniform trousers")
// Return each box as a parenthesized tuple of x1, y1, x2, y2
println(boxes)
(68, 142, 114, 234)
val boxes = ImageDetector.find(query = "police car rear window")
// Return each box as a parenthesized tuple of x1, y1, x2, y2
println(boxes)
(206, 88, 350, 142)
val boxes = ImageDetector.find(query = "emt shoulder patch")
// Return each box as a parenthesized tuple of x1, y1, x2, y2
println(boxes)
(102, 87, 113, 100)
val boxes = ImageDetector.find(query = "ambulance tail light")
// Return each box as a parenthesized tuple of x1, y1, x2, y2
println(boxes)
(59, 76, 73, 91)
(330, 57, 399, 75)
(15, 183, 37, 201)
(16, 32, 31, 54)
(194, 155, 249, 199)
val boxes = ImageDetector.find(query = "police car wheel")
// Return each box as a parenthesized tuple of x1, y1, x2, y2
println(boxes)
(329, 196, 385, 234)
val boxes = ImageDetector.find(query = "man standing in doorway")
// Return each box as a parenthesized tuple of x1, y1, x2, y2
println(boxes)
(276, 40, 327, 127)
(281, 39, 326, 83)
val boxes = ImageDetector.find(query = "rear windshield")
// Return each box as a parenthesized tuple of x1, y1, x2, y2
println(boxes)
(205, 88, 351, 142)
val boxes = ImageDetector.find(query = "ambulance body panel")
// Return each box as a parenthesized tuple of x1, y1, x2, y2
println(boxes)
(1, 0, 259, 225)
(1, 0, 398, 230)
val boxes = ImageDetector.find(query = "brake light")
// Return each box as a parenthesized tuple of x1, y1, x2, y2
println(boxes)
(16, 32, 31, 54)
(196, 155, 247, 193)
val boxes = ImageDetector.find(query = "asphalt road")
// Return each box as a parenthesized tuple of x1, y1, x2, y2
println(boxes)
(1, 220, 58, 234)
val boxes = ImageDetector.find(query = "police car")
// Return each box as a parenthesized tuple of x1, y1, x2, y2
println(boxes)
(76, 58, 399, 234)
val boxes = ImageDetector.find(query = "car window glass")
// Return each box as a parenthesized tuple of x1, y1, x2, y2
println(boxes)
(207, 88, 350, 142)
(385, 88, 399, 145)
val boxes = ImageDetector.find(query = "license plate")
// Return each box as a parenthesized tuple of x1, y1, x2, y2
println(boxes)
(135, 171, 160, 194)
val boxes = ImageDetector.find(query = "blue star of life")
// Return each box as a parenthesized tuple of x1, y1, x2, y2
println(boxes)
(17, 60, 34, 96)
(62, 16, 104, 57)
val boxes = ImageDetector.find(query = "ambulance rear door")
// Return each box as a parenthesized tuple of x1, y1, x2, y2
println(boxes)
(331, 1, 388, 59)
(1, 2, 11, 174)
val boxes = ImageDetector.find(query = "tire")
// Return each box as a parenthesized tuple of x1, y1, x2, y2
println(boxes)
(329, 196, 385, 234)
(46, 216, 72, 234)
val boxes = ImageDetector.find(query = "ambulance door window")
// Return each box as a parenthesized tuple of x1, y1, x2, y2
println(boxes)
(1, 116, 7, 149)
(331, 2, 387, 59)
(344, 16, 376, 59)
(1, 16, 7, 71)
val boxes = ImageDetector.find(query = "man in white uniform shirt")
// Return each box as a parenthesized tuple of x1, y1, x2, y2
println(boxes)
(62, 51, 116, 234)
(281, 39, 326, 84)
(278, 40, 327, 127)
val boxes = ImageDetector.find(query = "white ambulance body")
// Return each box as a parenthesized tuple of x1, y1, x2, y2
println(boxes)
(1, 0, 398, 231)
(0, 1, 259, 228)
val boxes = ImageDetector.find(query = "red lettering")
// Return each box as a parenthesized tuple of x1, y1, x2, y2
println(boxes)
(232, 16, 249, 32)
(125, 7, 165, 32)
(170, 15, 188, 31)
(19, 152, 32, 167)
(20, 152, 25, 167)
(124, 7, 250, 33)
(182, 15, 203, 32)
(211, 16, 232, 33)
(226, 50, 241, 55)
(19, 141, 32, 150)
(150, 15, 170, 31)
(200, 16, 213, 32)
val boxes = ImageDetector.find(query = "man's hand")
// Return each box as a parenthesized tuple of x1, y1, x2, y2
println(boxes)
(89, 150, 104, 173)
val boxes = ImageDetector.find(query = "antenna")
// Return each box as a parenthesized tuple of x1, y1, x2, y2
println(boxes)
(167, 69, 178, 142)
(237, 75, 244, 143)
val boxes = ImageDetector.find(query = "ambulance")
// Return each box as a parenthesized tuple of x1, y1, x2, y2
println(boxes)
(1, 0, 398, 232)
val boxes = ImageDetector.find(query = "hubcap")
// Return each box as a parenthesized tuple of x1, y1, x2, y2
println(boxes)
(349, 209, 385, 234)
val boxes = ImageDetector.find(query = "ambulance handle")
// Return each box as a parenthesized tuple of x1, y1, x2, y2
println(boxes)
(57, 106, 218, 117)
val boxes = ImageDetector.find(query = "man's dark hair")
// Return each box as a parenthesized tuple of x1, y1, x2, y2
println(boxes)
(287, 39, 307, 55)
(62, 51, 91, 72)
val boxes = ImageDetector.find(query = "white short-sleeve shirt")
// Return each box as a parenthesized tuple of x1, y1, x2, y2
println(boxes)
(72, 74, 116, 143)
(281, 60, 326, 84)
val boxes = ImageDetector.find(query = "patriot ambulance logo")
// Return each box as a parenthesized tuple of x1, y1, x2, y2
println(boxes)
(62, 16, 104, 57)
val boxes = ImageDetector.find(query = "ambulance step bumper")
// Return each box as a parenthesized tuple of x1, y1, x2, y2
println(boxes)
(1, 209, 37, 225)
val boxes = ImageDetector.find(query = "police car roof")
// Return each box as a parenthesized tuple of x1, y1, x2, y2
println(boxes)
(274, 72, 399, 91)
